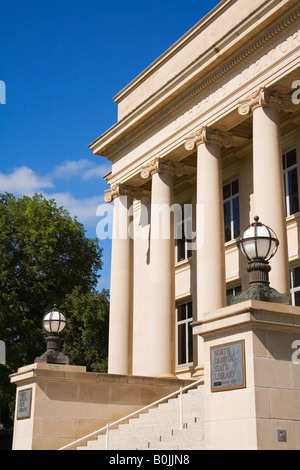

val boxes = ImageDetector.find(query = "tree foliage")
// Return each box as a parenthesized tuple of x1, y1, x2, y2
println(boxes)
(0, 193, 109, 417)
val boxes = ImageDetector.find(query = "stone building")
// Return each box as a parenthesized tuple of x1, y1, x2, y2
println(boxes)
(11, 0, 300, 450)
(89, 0, 300, 379)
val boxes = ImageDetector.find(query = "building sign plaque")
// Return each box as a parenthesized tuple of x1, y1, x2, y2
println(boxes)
(17, 388, 32, 420)
(210, 340, 246, 392)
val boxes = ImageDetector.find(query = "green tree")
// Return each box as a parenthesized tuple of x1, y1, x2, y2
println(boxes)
(61, 286, 109, 372)
(0, 193, 109, 417)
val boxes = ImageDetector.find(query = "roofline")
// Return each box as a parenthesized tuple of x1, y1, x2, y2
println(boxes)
(112, 0, 231, 104)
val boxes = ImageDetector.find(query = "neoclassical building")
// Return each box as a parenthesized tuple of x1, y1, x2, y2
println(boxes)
(10, 0, 300, 451)
(89, 0, 300, 380)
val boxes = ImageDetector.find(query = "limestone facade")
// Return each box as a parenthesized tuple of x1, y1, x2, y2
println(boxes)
(90, 0, 300, 380)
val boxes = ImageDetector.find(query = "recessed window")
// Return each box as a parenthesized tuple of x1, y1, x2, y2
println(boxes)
(223, 179, 240, 242)
(175, 203, 193, 262)
(290, 266, 300, 306)
(226, 285, 242, 306)
(283, 147, 299, 217)
(176, 301, 193, 367)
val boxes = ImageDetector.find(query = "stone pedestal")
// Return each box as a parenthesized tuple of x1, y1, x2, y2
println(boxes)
(10, 363, 192, 450)
(193, 300, 300, 450)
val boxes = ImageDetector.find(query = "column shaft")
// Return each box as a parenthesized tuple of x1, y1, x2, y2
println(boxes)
(252, 103, 289, 294)
(196, 139, 226, 318)
(149, 171, 175, 377)
(141, 158, 183, 377)
(107, 191, 133, 375)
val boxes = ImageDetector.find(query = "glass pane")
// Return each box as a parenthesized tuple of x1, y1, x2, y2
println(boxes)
(288, 168, 299, 215)
(176, 238, 186, 262)
(295, 290, 300, 307)
(224, 201, 231, 242)
(232, 197, 240, 239)
(290, 269, 294, 289)
(187, 302, 193, 318)
(294, 267, 300, 288)
(284, 173, 288, 216)
(177, 304, 186, 321)
(235, 285, 242, 296)
(226, 288, 233, 306)
(286, 148, 297, 168)
(231, 179, 239, 196)
(177, 324, 186, 365)
(282, 154, 286, 170)
(223, 183, 230, 200)
(188, 321, 193, 363)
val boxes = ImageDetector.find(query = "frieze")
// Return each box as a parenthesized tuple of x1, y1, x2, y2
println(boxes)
(105, 8, 300, 158)
(175, 21, 300, 130)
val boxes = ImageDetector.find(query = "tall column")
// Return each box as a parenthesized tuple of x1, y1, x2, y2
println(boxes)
(104, 184, 141, 375)
(185, 127, 232, 320)
(239, 87, 292, 295)
(141, 158, 184, 377)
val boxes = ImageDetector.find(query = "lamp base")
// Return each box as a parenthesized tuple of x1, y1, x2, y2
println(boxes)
(35, 350, 70, 365)
(34, 334, 70, 365)
(230, 284, 290, 305)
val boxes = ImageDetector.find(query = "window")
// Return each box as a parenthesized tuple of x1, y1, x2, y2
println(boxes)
(283, 147, 299, 217)
(290, 266, 300, 306)
(176, 301, 193, 367)
(226, 285, 242, 306)
(175, 203, 193, 262)
(223, 179, 240, 242)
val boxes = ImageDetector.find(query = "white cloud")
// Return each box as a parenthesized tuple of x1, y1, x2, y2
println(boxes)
(45, 191, 105, 223)
(0, 166, 54, 195)
(53, 159, 111, 181)
(0, 164, 109, 226)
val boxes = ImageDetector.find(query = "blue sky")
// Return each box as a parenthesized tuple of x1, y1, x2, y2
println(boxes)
(0, 0, 220, 290)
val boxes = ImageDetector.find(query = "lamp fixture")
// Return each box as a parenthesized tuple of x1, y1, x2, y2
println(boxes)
(232, 216, 289, 304)
(35, 305, 69, 365)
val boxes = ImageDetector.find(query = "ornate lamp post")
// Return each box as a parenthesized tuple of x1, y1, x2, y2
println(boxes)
(35, 305, 69, 364)
(232, 216, 290, 304)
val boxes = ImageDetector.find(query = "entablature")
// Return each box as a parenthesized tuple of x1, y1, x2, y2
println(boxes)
(92, 2, 300, 190)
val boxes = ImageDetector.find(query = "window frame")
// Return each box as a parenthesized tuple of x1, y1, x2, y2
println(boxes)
(175, 201, 193, 263)
(226, 284, 242, 306)
(290, 265, 300, 306)
(175, 300, 193, 368)
(282, 146, 299, 217)
(223, 178, 240, 243)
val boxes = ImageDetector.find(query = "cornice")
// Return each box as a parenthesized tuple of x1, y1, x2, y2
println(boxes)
(90, 4, 300, 159)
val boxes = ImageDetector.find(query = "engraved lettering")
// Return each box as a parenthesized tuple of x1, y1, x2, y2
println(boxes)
(174, 27, 300, 131)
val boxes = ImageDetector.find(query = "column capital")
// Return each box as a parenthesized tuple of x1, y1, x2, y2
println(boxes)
(238, 87, 293, 116)
(104, 183, 143, 203)
(141, 158, 184, 180)
(185, 126, 233, 151)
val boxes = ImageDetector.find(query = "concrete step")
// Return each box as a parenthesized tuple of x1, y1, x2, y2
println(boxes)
(77, 384, 205, 450)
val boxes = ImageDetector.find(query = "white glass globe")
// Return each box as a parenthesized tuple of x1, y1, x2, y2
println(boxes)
(42, 308, 67, 334)
(238, 217, 279, 261)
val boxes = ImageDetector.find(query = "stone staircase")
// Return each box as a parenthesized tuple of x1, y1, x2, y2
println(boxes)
(77, 384, 205, 450)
